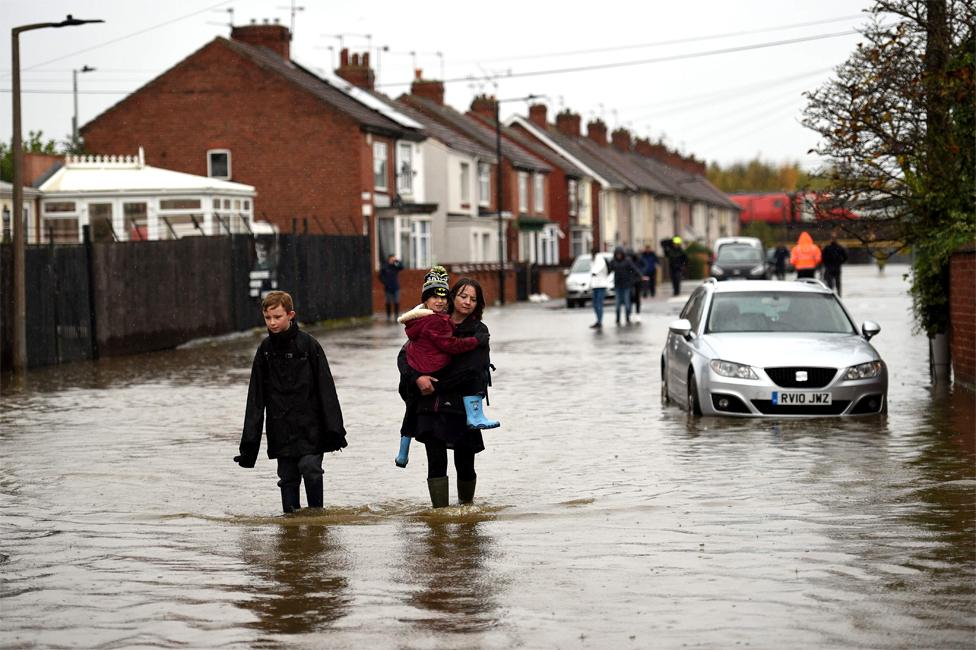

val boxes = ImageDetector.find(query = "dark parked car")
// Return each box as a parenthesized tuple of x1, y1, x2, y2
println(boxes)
(710, 237, 767, 281)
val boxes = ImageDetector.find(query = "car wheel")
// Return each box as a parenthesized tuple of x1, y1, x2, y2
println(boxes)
(565, 298, 574, 309)
(661, 360, 671, 405)
(687, 370, 702, 416)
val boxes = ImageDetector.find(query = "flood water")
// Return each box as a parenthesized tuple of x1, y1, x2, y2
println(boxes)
(2, 264, 974, 648)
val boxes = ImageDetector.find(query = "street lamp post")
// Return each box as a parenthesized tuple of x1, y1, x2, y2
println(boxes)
(11, 15, 103, 372)
(493, 94, 537, 306)
(72, 64, 95, 149)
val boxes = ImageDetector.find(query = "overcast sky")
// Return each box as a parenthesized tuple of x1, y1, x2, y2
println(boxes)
(2, 0, 876, 170)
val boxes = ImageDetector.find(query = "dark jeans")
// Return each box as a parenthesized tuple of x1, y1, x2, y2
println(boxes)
(823, 268, 842, 295)
(425, 439, 476, 481)
(670, 268, 683, 296)
(796, 269, 816, 279)
(591, 287, 607, 324)
(384, 289, 400, 320)
(277, 453, 324, 509)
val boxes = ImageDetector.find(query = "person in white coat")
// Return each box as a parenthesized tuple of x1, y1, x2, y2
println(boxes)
(589, 248, 610, 329)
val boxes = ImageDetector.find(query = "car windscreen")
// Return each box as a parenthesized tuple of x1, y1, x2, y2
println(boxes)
(706, 292, 856, 333)
(716, 244, 763, 264)
(570, 257, 592, 273)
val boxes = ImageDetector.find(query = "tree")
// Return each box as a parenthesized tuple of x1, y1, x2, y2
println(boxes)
(802, 0, 975, 336)
(0, 131, 61, 182)
(706, 157, 828, 193)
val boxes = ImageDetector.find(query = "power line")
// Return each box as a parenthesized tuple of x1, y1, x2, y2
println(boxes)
(457, 14, 865, 64)
(376, 30, 859, 88)
(0, 0, 234, 79)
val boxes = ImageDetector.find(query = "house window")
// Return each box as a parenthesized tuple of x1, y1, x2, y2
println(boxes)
(537, 224, 559, 265)
(208, 150, 231, 179)
(377, 215, 431, 268)
(518, 171, 528, 214)
(397, 142, 413, 194)
(373, 142, 388, 191)
(568, 179, 579, 216)
(533, 173, 545, 213)
(478, 162, 491, 206)
(460, 162, 470, 204)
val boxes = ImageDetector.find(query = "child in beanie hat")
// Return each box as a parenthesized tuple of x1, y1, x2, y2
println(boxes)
(393, 266, 490, 468)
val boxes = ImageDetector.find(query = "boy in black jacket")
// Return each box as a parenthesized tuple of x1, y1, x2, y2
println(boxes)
(234, 291, 347, 513)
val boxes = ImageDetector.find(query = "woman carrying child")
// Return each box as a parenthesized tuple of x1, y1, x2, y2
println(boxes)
(397, 273, 497, 508)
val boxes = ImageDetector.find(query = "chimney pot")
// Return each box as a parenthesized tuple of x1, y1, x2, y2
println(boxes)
(555, 110, 581, 137)
(586, 119, 608, 146)
(335, 48, 375, 90)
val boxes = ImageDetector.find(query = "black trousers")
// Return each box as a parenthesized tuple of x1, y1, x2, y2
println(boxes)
(425, 440, 476, 481)
(823, 268, 842, 295)
(276, 453, 324, 508)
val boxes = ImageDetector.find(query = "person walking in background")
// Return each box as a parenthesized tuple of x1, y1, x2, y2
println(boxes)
(640, 245, 659, 298)
(609, 246, 644, 326)
(379, 254, 404, 322)
(665, 236, 688, 296)
(821, 238, 848, 295)
(589, 247, 610, 329)
(790, 232, 822, 279)
(773, 244, 790, 281)
(235, 291, 347, 513)
(629, 248, 646, 323)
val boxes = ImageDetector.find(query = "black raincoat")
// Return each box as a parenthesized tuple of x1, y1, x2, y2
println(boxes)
(237, 322, 347, 466)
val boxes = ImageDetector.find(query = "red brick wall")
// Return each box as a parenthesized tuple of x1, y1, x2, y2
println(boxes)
(81, 39, 364, 235)
(949, 245, 975, 386)
(372, 267, 516, 314)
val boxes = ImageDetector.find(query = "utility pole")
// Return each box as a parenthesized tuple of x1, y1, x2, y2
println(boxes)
(11, 15, 103, 372)
(72, 65, 95, 150)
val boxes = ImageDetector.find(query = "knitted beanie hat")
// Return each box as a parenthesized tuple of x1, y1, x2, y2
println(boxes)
(421, 265, 450, 301)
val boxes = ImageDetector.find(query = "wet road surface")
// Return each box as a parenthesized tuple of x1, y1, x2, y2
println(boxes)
(1, 264, 974, 648)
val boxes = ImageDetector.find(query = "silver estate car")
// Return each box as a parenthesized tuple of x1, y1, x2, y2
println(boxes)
(662, 278, 888, 417)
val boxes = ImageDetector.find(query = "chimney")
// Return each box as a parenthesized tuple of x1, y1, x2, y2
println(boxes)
(528, 103, 548, 128)
(335, 48, 375, 90)
(410, 69, 444, 105)
(586, 119, 608, 146)
(555, 110, 581, 137)
(231, 23, 291, 60)
(470, 94, 498, 120)
(634, 137, 654, 157)
(611, 128, 631, 153)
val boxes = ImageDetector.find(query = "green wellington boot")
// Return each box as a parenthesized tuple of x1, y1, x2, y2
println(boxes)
(457, 478, 477, 504)
(427, 477, 449, 508)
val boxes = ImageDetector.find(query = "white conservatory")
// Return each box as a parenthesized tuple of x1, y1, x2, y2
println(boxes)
(36, 149, 256, 244)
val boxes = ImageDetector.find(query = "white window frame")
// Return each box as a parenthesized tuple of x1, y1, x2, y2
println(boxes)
(537, 224, 558, 265)
(460, 161, 471, 204)
(373, 142, 388, 191)
(207, 149, 231, 180)
(518, 171, 529, 214)
(397, 142, 414, 195)
(533, 173, 545, 213)
(568, 178, 579, 216)
(477, 162, 491, 207)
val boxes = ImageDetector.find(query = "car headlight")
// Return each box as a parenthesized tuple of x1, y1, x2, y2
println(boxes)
(711, 265, 723, 275)
(845, 360, 884, 379)
(710, 359, 759, 379)
(749, 264, 765, 275)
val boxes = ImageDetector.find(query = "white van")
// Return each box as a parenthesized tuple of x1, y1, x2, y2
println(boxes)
(564, 252, 615, 308)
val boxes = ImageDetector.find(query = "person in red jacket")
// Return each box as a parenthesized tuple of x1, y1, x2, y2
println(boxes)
(790, 231, 822, 279)
(394, 266, 492, 468)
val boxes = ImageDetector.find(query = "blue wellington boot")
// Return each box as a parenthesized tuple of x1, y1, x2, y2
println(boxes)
(463, 395, 500, 430)
(395, 435, 411, 468)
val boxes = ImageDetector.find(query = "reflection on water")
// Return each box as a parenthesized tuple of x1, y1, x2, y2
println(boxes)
(236, 523, 351, 635)
(399, 516, 502, 634)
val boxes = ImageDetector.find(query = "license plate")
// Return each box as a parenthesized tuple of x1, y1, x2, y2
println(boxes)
(771, 391, 832, 405)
